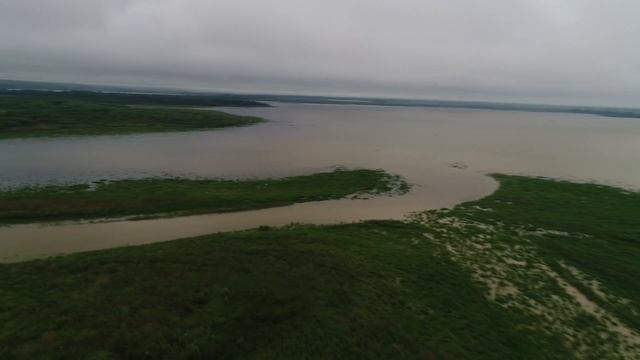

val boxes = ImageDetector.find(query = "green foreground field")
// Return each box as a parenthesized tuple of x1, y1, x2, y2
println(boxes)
(0, 169, 404, 224)
(0, 92, 265, 138)
(1, 175, 639, 359)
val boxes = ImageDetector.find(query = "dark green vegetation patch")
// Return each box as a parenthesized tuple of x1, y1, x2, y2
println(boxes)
(451, 175, 640, 332)
(414, 174, 640, 358)
(0, 175, 638, 358)
(0, 91, 265, 138)
(0, 221, 548, 359)
(0, 169, 406, 224)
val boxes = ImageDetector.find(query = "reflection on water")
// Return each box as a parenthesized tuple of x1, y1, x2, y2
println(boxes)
(1, 103, 639, 262)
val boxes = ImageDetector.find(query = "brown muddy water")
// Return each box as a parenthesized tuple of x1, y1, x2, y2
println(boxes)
(1, 103, 640, 262)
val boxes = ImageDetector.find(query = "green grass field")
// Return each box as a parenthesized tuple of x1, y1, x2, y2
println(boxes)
(0, 175, 638, 359)
(0, 221, 559, 359)
(414, 175, 640, 358)
(0, 92, 265, 138)
(0, 169, 405, 224)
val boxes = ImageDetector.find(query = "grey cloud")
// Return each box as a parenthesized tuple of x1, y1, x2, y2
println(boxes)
(1, 0, 639, 106)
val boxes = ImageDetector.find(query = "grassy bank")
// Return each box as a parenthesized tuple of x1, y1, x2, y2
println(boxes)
(0, 169, 406, 224)
(0, 221, 554, 359)
(414, 174, 640, 358)
(0, 175, 638, 358)
(0, 92, 265, 138)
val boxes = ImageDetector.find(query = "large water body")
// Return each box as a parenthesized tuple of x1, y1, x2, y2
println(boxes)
(1, 103, 639, 262)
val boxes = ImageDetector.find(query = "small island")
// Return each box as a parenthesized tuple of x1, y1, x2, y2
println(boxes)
(0, 169, 407, 224)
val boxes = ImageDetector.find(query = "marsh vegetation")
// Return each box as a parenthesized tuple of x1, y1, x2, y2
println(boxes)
(0, 169, 405, 224)
(1, 175, 638, 358)
(0, 91, 265, 138)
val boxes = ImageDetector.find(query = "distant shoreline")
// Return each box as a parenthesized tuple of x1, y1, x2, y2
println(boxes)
(3, 78, 639, 120)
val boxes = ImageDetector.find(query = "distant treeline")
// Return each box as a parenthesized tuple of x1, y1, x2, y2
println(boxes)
(0, 90, 269, 108)
(236, 94, 640, 119)
(2, 78, 639, 119)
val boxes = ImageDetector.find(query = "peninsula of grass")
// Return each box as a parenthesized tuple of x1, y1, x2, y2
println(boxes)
(0, 169, 407, 224)
(0, 92, 266, 138)
(1, 175, 638, 358)
(444, 175, 640, 334)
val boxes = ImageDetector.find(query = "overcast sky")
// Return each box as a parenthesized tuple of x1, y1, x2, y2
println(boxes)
(1, 0, 639, 106)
